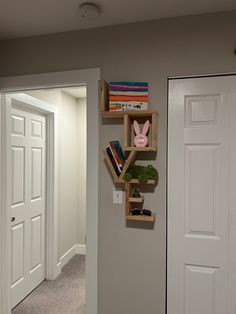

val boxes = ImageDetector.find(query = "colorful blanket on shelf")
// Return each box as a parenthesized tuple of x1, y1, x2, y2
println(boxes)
(109, 82, 148, 111)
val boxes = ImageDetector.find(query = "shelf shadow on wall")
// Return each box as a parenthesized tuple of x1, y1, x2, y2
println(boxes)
(126, 220, 156, 230)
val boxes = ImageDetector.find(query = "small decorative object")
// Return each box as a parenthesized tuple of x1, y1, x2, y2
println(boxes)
(133, 120, 150, 147)
(131, 208, 152, 216)
(131, 208, 142, 215)
(123, 164, 159, 182)
(142, 209, 152, 216)
(132, 187, 141, 198)
(109, 82, 148, 111)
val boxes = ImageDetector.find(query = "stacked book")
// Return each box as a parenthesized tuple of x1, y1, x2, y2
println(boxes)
(109, 81, 148, 111)
(106, 141, 126, 177)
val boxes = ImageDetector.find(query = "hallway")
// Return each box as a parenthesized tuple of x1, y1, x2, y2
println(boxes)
(12, 255, 85, 314)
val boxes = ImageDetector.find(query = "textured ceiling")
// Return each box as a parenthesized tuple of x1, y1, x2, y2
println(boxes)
(0, 0, 236, 39)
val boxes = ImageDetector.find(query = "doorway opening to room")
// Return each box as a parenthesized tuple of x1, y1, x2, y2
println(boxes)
(0, 69, 100, 314)
(10, 87, 86, 313)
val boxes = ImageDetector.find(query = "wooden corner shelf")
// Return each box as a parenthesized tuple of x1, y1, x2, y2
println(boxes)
(101, 79, 158, 224)
(101, 110, 157, 118)
(103, 150, 119, 181)
(123, 146, 157, 152)
(114, 178, 156, 184)
(126, 213, 156, 222)
(129, 197, 144, 203)
(104, 150, 157, 185)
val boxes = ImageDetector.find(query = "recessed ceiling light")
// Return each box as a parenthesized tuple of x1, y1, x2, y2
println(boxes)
(79, 3, 101, 19)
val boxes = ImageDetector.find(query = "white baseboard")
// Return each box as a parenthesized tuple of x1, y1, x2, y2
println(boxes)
(55, 262, 62, 278)
(57, 244, 86, 270)
(75, 244, 86, 255)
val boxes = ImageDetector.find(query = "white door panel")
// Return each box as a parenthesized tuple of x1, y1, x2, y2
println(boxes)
(11, 223, 24, 287)
(10, 101, 46, 308)
(168, 76, 236, 314)
(30, 215, 42, 271)
(11, 147, 25, 206)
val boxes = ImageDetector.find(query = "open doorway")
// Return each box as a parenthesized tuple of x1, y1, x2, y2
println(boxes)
(7, 86, 87, 313)
(0, 68, 100, 314)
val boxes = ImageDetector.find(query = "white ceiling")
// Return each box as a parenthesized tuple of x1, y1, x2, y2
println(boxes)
(0, 0, 236, 39)
(62, 86, 86, 98)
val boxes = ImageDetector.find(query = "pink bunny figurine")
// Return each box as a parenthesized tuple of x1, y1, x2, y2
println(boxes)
(133, 120, 150, 147)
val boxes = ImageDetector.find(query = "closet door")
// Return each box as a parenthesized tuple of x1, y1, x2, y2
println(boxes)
(168, 76, 236, 314)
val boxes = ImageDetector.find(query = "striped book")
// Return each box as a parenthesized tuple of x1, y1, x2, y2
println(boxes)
(109, 82, 148, 111)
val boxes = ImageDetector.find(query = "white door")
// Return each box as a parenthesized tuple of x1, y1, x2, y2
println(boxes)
(168, 76, 236, 314)
(10, 98, 46, 308)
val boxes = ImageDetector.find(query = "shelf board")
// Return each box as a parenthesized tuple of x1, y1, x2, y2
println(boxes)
(115, 178, 156, 184)
(103, 151, 119, 181)
(129, 197, 144, 203)
(119, 151, 137, 180)
(102, 110, 157, 118)
(104, 150, 157, 185)
(126, 213, 156, 222)
(123, 146, 157, 152)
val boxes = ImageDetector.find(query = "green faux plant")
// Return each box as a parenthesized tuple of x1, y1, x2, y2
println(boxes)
(123, 164, 159, 182)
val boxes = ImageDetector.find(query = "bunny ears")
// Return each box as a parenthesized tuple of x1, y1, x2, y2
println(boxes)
(133, 120, 150, 135)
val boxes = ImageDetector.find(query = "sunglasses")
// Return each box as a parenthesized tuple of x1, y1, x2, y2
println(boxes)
(131, 208, 152, 216)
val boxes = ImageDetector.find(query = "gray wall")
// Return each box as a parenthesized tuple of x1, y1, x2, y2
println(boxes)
(1, 10, 236, 314)
(26, 90, 87, 260)
(59, 91, 85, 257)
(77, 97, 87, 245)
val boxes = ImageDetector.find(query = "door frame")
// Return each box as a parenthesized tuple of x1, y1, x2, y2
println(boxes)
(0, 68, 100, 314)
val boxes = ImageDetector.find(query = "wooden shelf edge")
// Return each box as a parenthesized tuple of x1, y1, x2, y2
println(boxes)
(123, 146, 157, 152)
(129, 197, 144, 203)
(126, 213, 156, 222)
(102, 110, 157, 118)
(119, 150, 137, 180)
(100, 80, 109, 112)
(115, 178, 156, 184)
(103, 151, 119, 181)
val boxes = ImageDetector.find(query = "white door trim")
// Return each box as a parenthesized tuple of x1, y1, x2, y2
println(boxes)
(0, 68, 100, 314)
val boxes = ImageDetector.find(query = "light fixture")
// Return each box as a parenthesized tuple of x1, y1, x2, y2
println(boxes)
(79, 3, 101, 19)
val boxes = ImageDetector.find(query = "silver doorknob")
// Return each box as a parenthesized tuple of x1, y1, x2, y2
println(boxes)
(11, 217, 15, 222)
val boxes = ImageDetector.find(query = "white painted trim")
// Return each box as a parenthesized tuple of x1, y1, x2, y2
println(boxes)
(8, 93, 59, 113)
(168, 71, 236, 80)
(0, 68, 100, 314)
(58, 245, 78, 269)
(167, 79, 175, 314)
(0, 97, 12, 314)
(76, 244, 86, 255)
(57, 244, 86, 270)
(0, 69, 99, 92)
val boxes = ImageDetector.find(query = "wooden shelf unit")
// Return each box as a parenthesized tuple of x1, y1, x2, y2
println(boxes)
(101, 80, 157, 223)
(123, 111, 157, 152)
(123, 146, 156, 152)
(129, 197, 144, 203)
(103, 150, 137, 181)
(126, 213, 156, 222)
(125, 182, 156, 222)
(101, 110, 157, 118)
(115, 178, 156, 184)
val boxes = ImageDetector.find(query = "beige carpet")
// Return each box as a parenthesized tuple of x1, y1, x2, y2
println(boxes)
(12, 255, 85, 314)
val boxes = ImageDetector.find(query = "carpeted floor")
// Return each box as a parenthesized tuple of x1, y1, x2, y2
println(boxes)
(12, 254, 85, 314)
